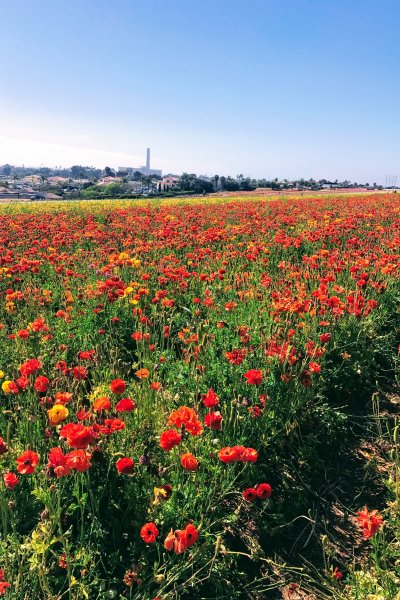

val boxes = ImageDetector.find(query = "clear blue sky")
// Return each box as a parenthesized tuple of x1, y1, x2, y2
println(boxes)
(1, 0, 399, 182)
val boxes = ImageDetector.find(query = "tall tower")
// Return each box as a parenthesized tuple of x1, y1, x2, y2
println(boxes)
(146, 148, 150, 170)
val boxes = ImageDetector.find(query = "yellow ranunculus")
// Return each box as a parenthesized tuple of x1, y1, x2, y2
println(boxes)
(2, 380, 13, 393)
(47, 404, 69, 426)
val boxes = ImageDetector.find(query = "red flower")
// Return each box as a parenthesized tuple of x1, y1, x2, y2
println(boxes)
(110, 378, 126, 394)
(47, 447, 71, 477)
(115, 398, 136, 412)
(65, 450, 92, 472)
(159, 429, 182, 451)
(60, 423, 97, 449)
(140, 522, 159, 544)
(116, 457, 135, 474)
(3, 472, 19, 489)
(308, 362, 321, 373)
(357, 507, 383, 539)
(172, 523, 199, 554)
(256, 483, 272, 500)
(180, 452, 199, 471)
(319, 333, 332, 344)
(16, 450, 39, 474)
(218, 446, 241, 463)
(332, 567, 343, 580)
(243, 488, 258, 502)
(202, 388, 219, 407)
(0, 581, 10, 595)
(73, 366, 87, 380)
(0, 438, 8, 455)
(167, 406, 203, 436)
(204, 410, 223, 430)
(244, 369, 263, 385)
(19, 358, 41, 376)
(34, 376, 49, 393)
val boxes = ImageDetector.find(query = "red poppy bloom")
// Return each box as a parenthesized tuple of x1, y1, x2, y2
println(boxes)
(180, 452, 199, 471)
(140, 522, 159, 544)
(256, 483, 272, 499)
(3, 472, 19, 489)
(116, 457, 135, 474)
(204, 411, 223, 430)
(16, 450, 39, 474)
(60, 423, 97, 449)
(110, 379, 126, 394)
(115, 398, 136, 412)
(243, 488, 258, 502)
(34, 376, 49, 393)
(159, 429, 182, 451)
(202, 388, 219, 407)
(47, 447, 71, 477)
(19, 358, 41, 376)
(244, 369, 263, 385)
(0, 438, 8, 455)
(357, 507, 383, 539)
(65, 450, 92, 472)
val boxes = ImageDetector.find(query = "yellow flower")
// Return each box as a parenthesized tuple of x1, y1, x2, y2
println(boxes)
(47, 404, 69, 426)
(2, 380, 13, 393)
(0, 370, 4, 379)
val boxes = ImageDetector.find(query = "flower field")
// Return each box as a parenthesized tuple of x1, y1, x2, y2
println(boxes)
(0, 193, 399, 599)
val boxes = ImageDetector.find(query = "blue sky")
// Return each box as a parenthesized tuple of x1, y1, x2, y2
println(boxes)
(1, 0, 399, 182)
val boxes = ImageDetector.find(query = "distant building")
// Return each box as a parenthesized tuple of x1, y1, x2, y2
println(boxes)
(120, 148, 162, 177)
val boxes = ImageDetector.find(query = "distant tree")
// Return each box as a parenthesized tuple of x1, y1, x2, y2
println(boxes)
(2, 164, 12, 176)
(104, 166, 115, 178)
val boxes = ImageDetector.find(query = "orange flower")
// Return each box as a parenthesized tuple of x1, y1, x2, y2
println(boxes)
(135, 368, 150, 379)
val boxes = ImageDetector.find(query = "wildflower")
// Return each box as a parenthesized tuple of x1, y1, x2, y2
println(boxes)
(180, 453, 199, 471)
(115, 398, 136, 412)
(110, 379, 126, 394)
(255, 483, 272, 499)
(2, 380, 19, 394)
(3, 472, 19, 489)
(47, 404, 69, 426)
(60, 423, 97, 449)
(47, 447, 71, 477)
(16, 450, 39, 474)
(243, 488, 258, 502)
(167, 406, 203, 436)
(0, 438, 8, 455)
(93, 396, 111, 412)
(244, 369, 263, 385)
(136, 368, 150, 379)
(140, 522, 159, 544)
(34, 376, 49, 393)
(19, 358, 41, 376)
(357, 507, 383, 539)
(65, 450, 92, 472)
(116, 457, 135, 474)
(202, 388, 219, 407)
(204, 411, 223, 430)
(159, 429, 182, 451)
(332, 567, 343, 580)
(73, 366, 87, 380)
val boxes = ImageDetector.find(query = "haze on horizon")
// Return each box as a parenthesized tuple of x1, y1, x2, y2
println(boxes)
(1, 0, 399, 183)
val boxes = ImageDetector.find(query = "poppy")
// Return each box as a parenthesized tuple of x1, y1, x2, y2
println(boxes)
(140, 522, 159, 544)
(110, 379, 126, 394)
(244, 370, 263, 385)
(116, 457, 135, 474)
(16, 450, 39, 474)
(159, 429, 182, 451)
(180, 452, 199, 471)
